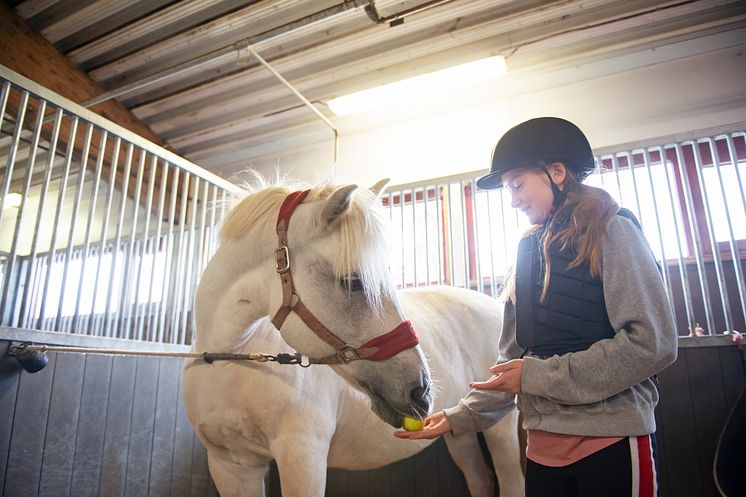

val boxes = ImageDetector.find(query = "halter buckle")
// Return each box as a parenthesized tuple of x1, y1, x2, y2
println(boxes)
(335, 345, 361, 364)
(275, 246, 290, 273)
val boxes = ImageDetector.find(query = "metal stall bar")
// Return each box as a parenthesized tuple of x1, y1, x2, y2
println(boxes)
(435, 182, 444, 285)
(103, 143, 134, 338)
(19, 108, 63, 328)
(71, 129, 108, 331)
(411, 187, 418, 287)
(132, 156, 158, 341)
(446, 183, 456, 286)
(1, 66, 243, 344)
(0, 90, 29, 324)
(0, 90, 28, 231)
(157, 167, 180, 343)
(88, 137, 121, 336)
(423, 186, 432, 286)
(0, 81, 10, 133)
(640, 148, 673, 302)
(3, 98, 47, 327)
(470, 180, 485, 294)
(118, 150, 147, 339)
(398, 188, 405, 288)
(179, 176, 201, 344)
(660, 145, 696, 333)
(720, 133, 746, 324)
(169, 171, 191, 343)
(497, 189, 509, 295)
(484, 190, 497, 297)
(673, 142, 716, 335)
(610, 153, 625, 206)
(142, 160, 169, 342)
(626, 152, 645, 226)
(692, 138, 733, 333)
(36, 116, 79, 331)
(385, 190, 394, 286)
(55, 123, 94, 333)
(459, 180, 469, 290)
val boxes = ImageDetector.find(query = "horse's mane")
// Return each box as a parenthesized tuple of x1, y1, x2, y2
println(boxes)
(219, 172, 395, 312)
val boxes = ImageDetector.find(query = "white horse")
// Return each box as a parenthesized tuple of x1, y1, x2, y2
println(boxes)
(183, 178, 523, 497)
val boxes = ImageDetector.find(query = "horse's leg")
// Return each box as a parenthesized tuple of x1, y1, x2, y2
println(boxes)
(482, 408, 524, 497)
(271, 439, 329, 497)
(207, 451, 268, 497)
(443, 432, 496, 497)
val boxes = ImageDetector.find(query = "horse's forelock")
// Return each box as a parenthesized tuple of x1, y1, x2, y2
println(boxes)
(335, 190, 396, 313)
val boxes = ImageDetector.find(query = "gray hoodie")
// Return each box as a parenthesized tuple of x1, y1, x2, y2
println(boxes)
(444, 214, 678, 437)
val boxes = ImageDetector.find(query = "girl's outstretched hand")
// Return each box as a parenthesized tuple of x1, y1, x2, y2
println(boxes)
(469, 359, 523, 394)
(393, 411, 451, 440)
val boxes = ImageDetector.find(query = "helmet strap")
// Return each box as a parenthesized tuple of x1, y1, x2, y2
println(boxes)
(543, 168, 566, 207)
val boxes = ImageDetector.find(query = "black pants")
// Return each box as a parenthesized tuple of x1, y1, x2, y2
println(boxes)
(525, 435, 658, 497)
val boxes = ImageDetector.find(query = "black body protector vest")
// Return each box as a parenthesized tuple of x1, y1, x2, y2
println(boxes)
(515, 208, 641, 358)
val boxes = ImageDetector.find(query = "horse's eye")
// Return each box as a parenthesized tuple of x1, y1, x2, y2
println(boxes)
(341, 274, 363, 292)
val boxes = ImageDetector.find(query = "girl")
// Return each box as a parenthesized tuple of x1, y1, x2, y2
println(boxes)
(395, 117, 678, 497)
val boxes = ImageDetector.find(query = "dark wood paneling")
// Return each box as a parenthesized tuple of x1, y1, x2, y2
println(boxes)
(415, 441, 440, 497)
(70, 354, 113, 497)
(148, 359, 180, 497)
(170, 369, 195, 497)
(0, 344, 214, 497)
(655, 343, 745, 497)
(0, 341, 21, 492)
(387, 455, 415, 497)
(2, 338, 743, 497)
(99, 355, 138, 497)
(688, 347, 730, 497)
(656, 350, 704, 497)
(38, 351, 86, 497)
(125, 356, 159, 497)
(4, 352, 57, 497)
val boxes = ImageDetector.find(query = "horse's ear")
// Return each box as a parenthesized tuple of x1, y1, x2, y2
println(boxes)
(321, 184, 358, 226)
(370, 178, 390, 198)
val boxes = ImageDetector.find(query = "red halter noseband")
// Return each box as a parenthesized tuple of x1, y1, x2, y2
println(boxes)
(270, 190, 419, 365)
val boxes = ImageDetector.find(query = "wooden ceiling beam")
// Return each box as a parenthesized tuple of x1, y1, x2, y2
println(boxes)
(0, 2, 165, 147)
(0, 3, 187, 221)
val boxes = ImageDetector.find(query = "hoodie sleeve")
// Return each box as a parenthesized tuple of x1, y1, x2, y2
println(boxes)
(443, 300, 521, 436)
(520, 215, 678, 404)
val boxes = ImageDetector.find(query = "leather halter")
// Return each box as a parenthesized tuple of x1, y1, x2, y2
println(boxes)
(270, 190, 420, 365)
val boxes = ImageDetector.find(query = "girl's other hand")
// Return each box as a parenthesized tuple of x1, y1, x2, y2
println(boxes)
(470, 359, 523, 394)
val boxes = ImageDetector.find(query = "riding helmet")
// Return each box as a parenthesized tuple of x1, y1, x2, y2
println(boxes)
(476, 117, 595, 190)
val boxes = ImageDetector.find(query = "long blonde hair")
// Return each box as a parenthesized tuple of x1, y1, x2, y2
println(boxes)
(502, 170, 619, 303)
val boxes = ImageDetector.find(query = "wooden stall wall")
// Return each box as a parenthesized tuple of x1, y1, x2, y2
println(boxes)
(655, 337, 745, 497)
(0, 341, 218, 497)
(2, 336, 744, 497)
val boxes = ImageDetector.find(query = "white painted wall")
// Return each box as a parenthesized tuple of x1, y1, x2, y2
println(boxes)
(244, 29, 746, 188)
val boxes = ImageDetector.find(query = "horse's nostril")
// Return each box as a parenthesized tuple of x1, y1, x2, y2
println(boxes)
(410, 385, 430, 411)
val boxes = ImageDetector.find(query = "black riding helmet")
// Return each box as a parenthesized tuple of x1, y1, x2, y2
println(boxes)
(476, 117, 595, 190)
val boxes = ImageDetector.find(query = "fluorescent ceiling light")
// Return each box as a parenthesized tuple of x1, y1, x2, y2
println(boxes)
(2, 192, 22, 210)
(328, 55, 507, 116)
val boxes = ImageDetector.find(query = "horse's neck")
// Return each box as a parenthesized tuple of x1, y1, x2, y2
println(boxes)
(193, 238, 276, 351)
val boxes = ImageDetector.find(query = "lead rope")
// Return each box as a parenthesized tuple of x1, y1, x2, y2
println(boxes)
(6, 342, 311, 373)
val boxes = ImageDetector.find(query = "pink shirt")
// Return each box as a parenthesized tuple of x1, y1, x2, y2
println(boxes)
(527, 430, 624, 467)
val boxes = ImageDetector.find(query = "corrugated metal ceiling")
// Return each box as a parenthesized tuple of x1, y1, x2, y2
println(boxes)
(5, 0, 746, 179)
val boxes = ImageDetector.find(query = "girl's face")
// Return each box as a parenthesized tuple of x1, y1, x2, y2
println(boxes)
(501, 165, 565, 224)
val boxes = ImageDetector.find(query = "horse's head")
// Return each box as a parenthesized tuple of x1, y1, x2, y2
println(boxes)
(222, 177, 432, 427)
